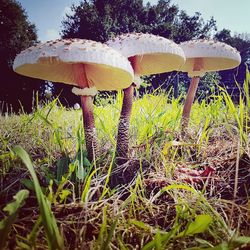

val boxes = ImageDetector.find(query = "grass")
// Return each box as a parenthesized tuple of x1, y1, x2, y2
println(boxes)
(0, 72, 250, 249)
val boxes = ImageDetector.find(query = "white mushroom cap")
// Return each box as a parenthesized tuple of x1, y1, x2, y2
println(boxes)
(106, 33, 186, 76)
(180, 39, 241, 77)
(13, 38, 134, 91)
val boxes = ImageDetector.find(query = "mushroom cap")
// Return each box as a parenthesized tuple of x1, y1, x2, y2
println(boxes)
(180, 39, 241, 77)
(13, 38, 134, 91)
(106, 33, 185, 76)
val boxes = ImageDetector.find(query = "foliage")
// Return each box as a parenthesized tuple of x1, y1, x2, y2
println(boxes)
(0, 72, 250, 249)
(61, 0, 216, 42)
(0, 189, 29, 249)
(13, 146, 64, 250)
(215, 29, 250, 100)
(0, 0, 43, 113)
(1, 0, 249, 111)
(56, 0, 217, 106)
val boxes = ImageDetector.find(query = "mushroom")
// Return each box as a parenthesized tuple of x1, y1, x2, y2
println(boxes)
(180, 39, 241, 129)
(107, 33, 186, 160)
(13, 38, 134, 161)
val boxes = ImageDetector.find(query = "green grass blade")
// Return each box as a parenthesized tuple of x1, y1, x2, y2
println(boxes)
(81, 167, 98, 202)
(101, 217, 118, 250)
(0, 189, 29, 250)
(95, 206, 108, 249)
(13, 146, 64, 250)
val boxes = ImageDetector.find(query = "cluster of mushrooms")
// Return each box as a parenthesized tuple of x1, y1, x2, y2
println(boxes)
(13, 33, 241, 166)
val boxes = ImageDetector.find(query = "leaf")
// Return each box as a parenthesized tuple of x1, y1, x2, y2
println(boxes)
(101, 217, 118, 250)
(21, 178, 35, 191)
(26, 216, 42, 248)
(130, 220, 180, 250)
(129, 219, 152, 231)
(177, 214, 213, 237)
(200, 237, 250, 250)
(74, 150, 91, 180)
(56, 156, 70, 182)
(59, 190, 71, 203)
(13, 146, 64, 250)
(161, 184, 197, 194)
(95, 206, 108, 250)
(200, 242, 229, 250)
(151, 184, 198, 204)
(142, 231, 174, 250)
(16, 216, 42, 249)
(0, 189, 29, 249)
(81, 168, 98, 202)
(232, 236, 250, 245)
(229, 236, 250, 249)
(75, 160, 83, 180)
(162, 140, 198, 156)
(154, 230, 163, 250)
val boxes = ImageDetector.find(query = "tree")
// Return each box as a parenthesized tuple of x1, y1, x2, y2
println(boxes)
(0, 0, 42, 113)
(215, 29, 250, 101)
(58, 0, 217, 105)
(173, 11, 216, 42)
(61, 0, 146, 42)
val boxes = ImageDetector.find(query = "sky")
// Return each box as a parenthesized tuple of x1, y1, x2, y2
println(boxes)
(18, 0, 250, 42)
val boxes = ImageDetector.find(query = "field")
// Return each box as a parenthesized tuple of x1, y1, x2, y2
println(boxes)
(0, 72, 250, 249)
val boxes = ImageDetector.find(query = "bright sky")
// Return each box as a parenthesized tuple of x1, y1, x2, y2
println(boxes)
(18, 0, 250, 42)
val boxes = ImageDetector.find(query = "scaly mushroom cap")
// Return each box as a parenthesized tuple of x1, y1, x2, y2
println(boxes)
(180, 39, 241, 77)
(106, 33, 186, 75)
(13, 38, 134, 91)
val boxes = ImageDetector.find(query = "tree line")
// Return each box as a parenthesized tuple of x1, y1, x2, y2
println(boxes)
(0, 0, 249, 112)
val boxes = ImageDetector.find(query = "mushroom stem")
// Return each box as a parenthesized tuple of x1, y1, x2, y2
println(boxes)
(115, 83, 134, 159)
(181, 76, 200, 129)
(80, 95, 99, 162)
(73, 63, 99, 162)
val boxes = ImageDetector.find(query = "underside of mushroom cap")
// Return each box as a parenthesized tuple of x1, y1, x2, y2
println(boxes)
(106, 33, 186, 76)
(13, 38, 134, 91)
(180, 39, 241, 77)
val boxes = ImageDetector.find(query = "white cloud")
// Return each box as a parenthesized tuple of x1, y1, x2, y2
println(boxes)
(44, 28, 60, 41)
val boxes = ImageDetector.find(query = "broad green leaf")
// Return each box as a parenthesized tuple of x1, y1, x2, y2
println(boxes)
(177, 214, 213, 237)
(56, 156, 70, 182)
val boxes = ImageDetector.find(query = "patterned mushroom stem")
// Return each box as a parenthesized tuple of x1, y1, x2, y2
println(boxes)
(181, 76, 200, 129)
(73, 64, 99, 162)
(115, 55, 140, 161)
(115, 83, 134, 159)
(80, 95, 99, 161)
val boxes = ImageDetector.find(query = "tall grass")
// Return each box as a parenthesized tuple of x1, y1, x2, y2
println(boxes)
(0, 71, 250, 249)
